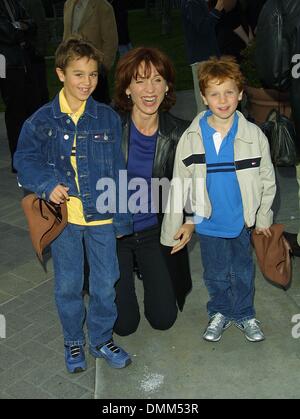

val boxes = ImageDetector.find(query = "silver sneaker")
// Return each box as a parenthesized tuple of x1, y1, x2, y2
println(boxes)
(235, 318, 265, 342)
(203, 313, 232, 342)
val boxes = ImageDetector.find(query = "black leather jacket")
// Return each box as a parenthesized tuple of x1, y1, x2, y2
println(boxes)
(0, 0, 36, 68)
(120, 111, 190, 224)
(255, 0, 300, 145)
(119, 110, 192, 310)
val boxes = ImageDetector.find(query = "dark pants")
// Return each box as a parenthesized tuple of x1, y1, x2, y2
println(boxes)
(0, 60, 48, 168)
(198, 227, 255, 323)
(114, 226, 178, 336)
(92, 66, 110, 105)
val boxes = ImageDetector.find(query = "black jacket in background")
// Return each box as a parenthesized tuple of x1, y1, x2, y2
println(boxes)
(0, 0, 36, 68)
(109, 0, 130, 45)
(255, 0, 300, 145)
(180, 0, 221, 64)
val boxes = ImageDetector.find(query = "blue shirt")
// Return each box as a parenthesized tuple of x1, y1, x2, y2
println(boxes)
(196, 111, 244, 238)
(127, 121, 158, 232)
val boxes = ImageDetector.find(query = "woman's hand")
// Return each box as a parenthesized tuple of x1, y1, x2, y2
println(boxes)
(254, 227, 272, 238)
(171, 223, 194, 254)
(49, 185, 70, 204)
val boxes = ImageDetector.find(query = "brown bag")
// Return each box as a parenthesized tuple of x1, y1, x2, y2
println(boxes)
(251, 224, 292, 287)
(21, 194, 68, 261)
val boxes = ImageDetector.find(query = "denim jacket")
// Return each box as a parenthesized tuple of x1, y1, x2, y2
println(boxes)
(14, 94, 133, 237)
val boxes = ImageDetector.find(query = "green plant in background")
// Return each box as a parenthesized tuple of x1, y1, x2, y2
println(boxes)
(240, 41, 262, 88)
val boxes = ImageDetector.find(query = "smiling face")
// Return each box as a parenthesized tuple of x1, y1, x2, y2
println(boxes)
(125, 61, 169, 118)
(56, 56, 98, 111)
(202, 78, 243, 121)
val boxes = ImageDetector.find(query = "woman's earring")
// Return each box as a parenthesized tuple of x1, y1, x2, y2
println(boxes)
(165, 91, 168, 96)
(127, 94, 131, 100)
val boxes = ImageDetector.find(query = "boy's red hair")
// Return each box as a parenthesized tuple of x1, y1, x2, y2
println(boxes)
(198, 56, 245, 95)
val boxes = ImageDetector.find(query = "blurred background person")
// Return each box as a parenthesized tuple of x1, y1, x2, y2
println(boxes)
(109, 0, 132, 57)
(0, 0, 47, 171)
(180, 0, 224, 114)
(63, 0, 118, 104)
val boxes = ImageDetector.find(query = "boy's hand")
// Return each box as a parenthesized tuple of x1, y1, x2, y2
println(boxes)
(171, 223, 194, 254)
(49, 185, 70, 204)
(254, 227, 272, 238)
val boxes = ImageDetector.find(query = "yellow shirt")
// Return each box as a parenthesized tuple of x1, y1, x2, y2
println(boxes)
(59, 89, 113, 226)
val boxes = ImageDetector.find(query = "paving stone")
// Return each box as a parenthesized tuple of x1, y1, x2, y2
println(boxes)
(4, 312, 32, 333)
(24, 307, 58, 329)
(0, 391, 14, 399)
(0, 273, 36, 296)
(4, 324, 45, 349)
(73, 368, 96, 392)
(34, 325, 62, 345)
(46, 336, 63, 354)
(0, 297, 26, 314)
(41, 375, 88, 399)
(0, 291, 14, 305)
(5, 380, 53, 399)
(18, 340, 58, 364)
(32, 280, 54, 296)
(11, 262, 54, 284)
(0, 344, 25, 370)
(0, 358, 39, 389)
(24, 356, 66, 386)
(40, 301, 57, 314)
(79, 391, 94, 399)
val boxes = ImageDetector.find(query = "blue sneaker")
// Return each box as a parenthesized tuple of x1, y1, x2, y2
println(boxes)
(64, 345, 87, 373)
(89, 339, 131, 369)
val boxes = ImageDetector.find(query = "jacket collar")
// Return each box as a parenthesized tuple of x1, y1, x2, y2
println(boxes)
(120, 112, 174, 172)
(120, 111, 175, 138)
(79, 0, 98, 29)
(187, 110, 253, 143)
(65, 0, 98, 32)
(51, 93, 98, 119)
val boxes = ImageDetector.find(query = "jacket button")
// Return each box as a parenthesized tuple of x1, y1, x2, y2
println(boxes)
(42, 192, 46, 199)
(64, 134, 69, 140)
(48, 130, 52, 136)
(66, 119, 71, 124)
(67, 171, 71, 176)
(104, 133, 108, 141)
(60, 155, 65, 160)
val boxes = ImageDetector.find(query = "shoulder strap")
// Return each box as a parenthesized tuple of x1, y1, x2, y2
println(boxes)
(2, 0, 17, 24)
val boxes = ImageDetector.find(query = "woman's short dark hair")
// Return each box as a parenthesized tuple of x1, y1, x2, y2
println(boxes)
(114, 47, 176, 112)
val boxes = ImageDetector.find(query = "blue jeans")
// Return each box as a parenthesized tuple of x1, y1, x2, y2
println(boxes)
(51, 223, 119, 347)
(198, 227, 255, 323)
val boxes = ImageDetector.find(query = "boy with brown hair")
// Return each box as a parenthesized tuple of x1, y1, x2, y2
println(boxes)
(161, 56, 276, 343)
(14, 37, 132, 373)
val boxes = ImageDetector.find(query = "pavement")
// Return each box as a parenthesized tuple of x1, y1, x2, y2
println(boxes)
(0, 91, 300, 399)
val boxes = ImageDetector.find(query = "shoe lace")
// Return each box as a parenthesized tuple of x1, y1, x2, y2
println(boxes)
(209, 313, 225, 330)
(98, 339, 120, 353)
(70, 345, 81, 358)
(245, 319, 260, 330)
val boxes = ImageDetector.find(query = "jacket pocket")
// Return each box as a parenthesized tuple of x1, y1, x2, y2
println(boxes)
(90, 130, 115, 165)
(42, 127, 57, 165)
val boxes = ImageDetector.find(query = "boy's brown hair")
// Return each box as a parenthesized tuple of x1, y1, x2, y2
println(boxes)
(55, 36, 103, 71)
(198, 56, 245, 95)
